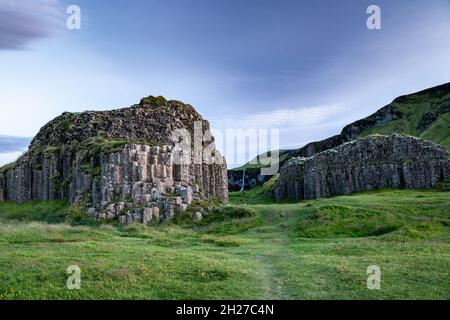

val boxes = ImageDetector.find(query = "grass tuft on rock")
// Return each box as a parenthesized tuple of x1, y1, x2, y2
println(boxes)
(139, 95, 167, 107)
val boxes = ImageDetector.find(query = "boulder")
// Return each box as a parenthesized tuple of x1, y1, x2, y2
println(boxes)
(193, 212, 203, 221)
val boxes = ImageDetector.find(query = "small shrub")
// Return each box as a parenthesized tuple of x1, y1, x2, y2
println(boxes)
(66, 205, 99, 226)
(57, 118, 73, 131)
(201, 204, 257, 224)
(80, 163, 101, 177)
(140, 95, 167, 107)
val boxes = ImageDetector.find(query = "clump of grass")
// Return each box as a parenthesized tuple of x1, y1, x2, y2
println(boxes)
(229, 181, 276, 205)
(66, 205, 100, 226)
(80, 163, 101, 177)
(140, 95, 167, 107)
(0, 159, 21, 174)
(43, 146, 60, 153)
(178, 267, 230, 282)
(172, 202, 261, 235)
(0, 201, 101, 227)
(57, 118, 73, 131)
(201, 234, 249, 247)
(202, 216, 262, 235)
(295, 205, 402, 238)
(0, 201, 69, 224)
(386, 222, 446, 241)
(437, 181, 450, 191)
(201, 204, 257, 224)
(79, 135, 129, 158)
(291, 189, 450, 238)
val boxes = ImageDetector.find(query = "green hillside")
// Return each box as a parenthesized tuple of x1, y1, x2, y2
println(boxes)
(229, 82, 450, 180)
(358, 89, 450, 150)
(231, 150, 293, 172)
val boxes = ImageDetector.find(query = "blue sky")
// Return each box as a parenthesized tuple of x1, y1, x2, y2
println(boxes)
(1, 0, 450, 167)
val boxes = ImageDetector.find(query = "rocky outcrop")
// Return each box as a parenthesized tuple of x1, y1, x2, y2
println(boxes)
(228, 104, 402, 190)
(0, 173, 4, 202)
(229, 81, 450, 190)
(274, 135, 450, 201)
(0, 96, 228, 223)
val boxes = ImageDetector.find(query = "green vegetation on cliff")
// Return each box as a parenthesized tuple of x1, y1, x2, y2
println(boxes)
(358, 91, 450, 150)
(0, 160, 20, 174)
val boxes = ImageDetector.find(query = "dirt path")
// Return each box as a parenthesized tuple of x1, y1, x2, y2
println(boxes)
(247, 207, 297, 299)
(255, 247, 292, 299)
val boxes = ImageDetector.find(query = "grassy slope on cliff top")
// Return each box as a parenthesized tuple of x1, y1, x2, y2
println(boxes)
(359, 91, 450, 151)
(0, 188, 449, 299)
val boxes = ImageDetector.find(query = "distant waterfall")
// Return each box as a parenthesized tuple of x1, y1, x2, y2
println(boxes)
(240, 169, 246, 192)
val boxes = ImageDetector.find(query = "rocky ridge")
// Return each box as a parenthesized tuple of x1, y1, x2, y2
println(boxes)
(229, 82, 450, 190)
(274, 135, 450, 201)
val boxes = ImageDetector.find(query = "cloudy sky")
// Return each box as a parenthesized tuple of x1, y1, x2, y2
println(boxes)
(1, 0, 450, 167)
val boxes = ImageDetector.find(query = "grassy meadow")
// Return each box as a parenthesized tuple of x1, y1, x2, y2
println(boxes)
(0, 188, 449, 299)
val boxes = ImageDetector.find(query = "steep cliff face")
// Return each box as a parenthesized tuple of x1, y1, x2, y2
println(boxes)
(0, 96, 228, 223)
(274, 135, 450, 201)
(229, 81, 450, 190)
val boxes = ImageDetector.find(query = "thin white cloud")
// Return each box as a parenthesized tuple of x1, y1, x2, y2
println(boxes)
(0, 151, 23, 166)
(210, 104, 344, 130)
(209, 105, 347, 168)
(0, 135, 30, 153)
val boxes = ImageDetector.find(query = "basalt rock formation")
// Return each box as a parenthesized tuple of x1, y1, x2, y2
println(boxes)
(274, 135, 450, 201)
(0, 96, 228, 223)
(229, 81, 450, 190)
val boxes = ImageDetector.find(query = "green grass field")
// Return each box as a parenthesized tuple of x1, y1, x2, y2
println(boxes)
(0, 189, 449, 299)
